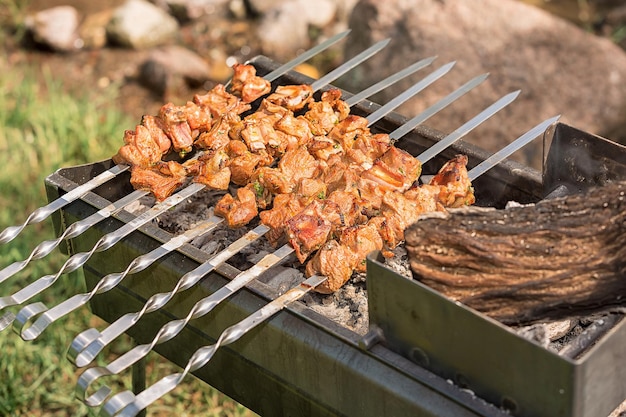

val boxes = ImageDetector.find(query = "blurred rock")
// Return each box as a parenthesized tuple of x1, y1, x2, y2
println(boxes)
(79, 9, 114, 49)
(344, 0, 626, 169)
(138, 45, 211, 96)
(164, 0, 230, 21)
(244, 0, 286, 15)
(25, 6, 82, 52)
(256, 0, 337, 61)
(106, 0, 179, 49)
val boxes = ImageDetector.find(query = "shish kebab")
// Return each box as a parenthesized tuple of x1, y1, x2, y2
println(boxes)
(0, 35, 424, 327)
(69, 74, 528, 407)
(97, 110, 558, 417)
(0, 51, 458, 333)
(10, 56, 460, 340)
(48, 71, 494, 372)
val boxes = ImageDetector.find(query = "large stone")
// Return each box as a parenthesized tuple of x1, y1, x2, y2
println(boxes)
(342, 0, 626, 169)
(106, 0, 179, 49)
(138, 45, 211, 96)
(256, 0, 337, 61)
(25, 6, 81, 52)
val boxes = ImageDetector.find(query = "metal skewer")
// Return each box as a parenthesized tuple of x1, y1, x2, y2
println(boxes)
(0, 190, 148, 285)
(97, 274, 327, 417)
(365, 62, 455, 125)
(0, 183, 205, 330)
(389, 73, 489, 140)
(417, 90, 521, 164)
(14, 216, 225, 341)
(93, 115, 562, 417)
(76, 244, 296, 407)
(0, 30, 353, 247)
(67, 223, 270, 367)
(467, 115, 561, 181)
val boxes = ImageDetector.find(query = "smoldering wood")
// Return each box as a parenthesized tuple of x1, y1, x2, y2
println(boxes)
(404, 181, 626, 325)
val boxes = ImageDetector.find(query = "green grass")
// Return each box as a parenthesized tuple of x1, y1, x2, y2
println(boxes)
(0, 63, 255, 416)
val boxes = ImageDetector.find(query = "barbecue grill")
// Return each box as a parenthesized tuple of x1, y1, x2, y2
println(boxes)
(2, 37, 625, 417)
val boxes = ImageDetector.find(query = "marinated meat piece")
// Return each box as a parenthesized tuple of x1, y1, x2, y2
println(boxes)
(229, 63, 271, 103)
(253, 146, 319, 196)
(228, 151, 267, 186)
(251, 99, 292, 123)
(260, 193, 307, 246)
(130, 161, 189, 201)
(295, 178, 327, 201)
(247, 180, 273, 210)
(255, 166, 291, 195)
(193, 84, 251, 117)
(347, 133, 391, 168)
(321, 88, 350, 122)
(186, 150, 231, 190)
(240, 117, 277, 152)
(226, 142, 273, 187)
(360, 147, 422, 194)
(378, 186, 444, 248)
(214, 186, 258, 228)
(305, 240, 358, 294)
(278, 146, 319, 185)
(285, 200, 334, 263)
(194, 113, 239, 152)
(304, 89, 347, 135)
(327, 115, 370, 150)
(307, 135, 343, 161)
(141, 115, 171, 155)
(429, 154, 475, 207)
(112, 124, 165, 168)
(274, 113, 313, 148)
(321, 158, 361, 194)
(265, 84, 313, 112)
(159, 103, 195, 155)
(179, 101, 213, 131)
(403, 184, 443, 213)
(340, 221, 384, 272)
(327, 190, 368, 228)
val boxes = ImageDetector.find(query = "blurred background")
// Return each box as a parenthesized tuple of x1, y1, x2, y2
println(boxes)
(0, 0, 625, 415)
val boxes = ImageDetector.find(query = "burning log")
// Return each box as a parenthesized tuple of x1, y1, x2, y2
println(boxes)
(405, 181, 626, 325)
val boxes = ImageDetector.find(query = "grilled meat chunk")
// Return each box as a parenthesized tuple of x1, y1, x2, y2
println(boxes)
(307, 220, 384, 293)
(130, 161, 189, 201)
(266, 84, 313, 112)
(429, 154, 475, 207)
(304, 89, 350, 135)
(286, 200, 335, 263)
(186, 150, 231, 190)
(193, 84, 251, 117)
(112, 123, 167, 168)
(229, 63, 271, 103)
(159, 103, 195, 155)
(194, 113, 240, 152)
(214, 186, 258, 228)
(305, 240, 357, 294)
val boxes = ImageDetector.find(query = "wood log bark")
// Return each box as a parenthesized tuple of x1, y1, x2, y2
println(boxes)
(405, 181, 626, 325)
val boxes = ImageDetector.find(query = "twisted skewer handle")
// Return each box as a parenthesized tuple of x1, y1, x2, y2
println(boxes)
(0, 183, 205, 328)
(0, 190, 147, 285)
(15, 217, 223, 340)
(0, 165, 130, 245)
(98, 275, 327, 417)
(77, 243, 294, 407)
(68, 224, 269, 367)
